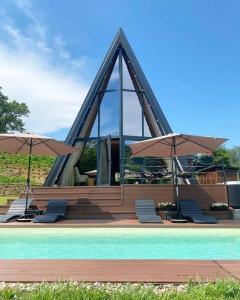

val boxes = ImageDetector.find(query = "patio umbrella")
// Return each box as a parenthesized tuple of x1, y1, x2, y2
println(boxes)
(0, 133, 79, 215)
(129, 133, 227, 197)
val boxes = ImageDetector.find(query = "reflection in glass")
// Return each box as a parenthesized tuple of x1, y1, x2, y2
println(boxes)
(106, 56, 119, 91)
(89, 115, 98, 137)
(122, 56, 135, 90)
(123, 141, 143, 184)
(123, 139, 170, 184)
(123, 91, 142, 136)
(74, 141, 97, 186)
(144, 115, 152, 137)
(100, 91, 120, 136)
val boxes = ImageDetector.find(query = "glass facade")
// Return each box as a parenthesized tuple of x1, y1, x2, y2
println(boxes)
(60, 50, 161, 186)
(84, 51, 158, 185)
(45, 30, 175, 188)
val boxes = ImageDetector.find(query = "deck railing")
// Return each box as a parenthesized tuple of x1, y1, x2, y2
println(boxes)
(122, 157, 237, 185)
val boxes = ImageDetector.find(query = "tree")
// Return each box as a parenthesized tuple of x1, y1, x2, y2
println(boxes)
(229, 146, 240, 168)
(213, 147, 232, 167)
(0, 87, 30, 133)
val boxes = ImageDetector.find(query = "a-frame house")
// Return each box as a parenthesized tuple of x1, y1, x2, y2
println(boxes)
(45, 28, 173, 186)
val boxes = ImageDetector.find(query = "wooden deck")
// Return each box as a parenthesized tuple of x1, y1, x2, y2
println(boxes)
(5, 184, 228, 220)
(0, 259, 240, 283)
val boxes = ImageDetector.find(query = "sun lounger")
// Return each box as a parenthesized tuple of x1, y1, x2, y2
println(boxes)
(135, 199, 162, 223)
(0, 198, 32, 223)
(33, 200, 68, 223)
(177, 199, 218, 224)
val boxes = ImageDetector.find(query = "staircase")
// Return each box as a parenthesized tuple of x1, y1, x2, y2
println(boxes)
(28, 186, 135, 219)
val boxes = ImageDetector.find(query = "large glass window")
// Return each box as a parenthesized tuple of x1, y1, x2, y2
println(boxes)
(123, 141, 143, 184)
(73, 140, 97, 186)
(123, 91, 142, 136)
(122, 57, 135, 90)
(99, 55, 120, 136)
(106, 56, 119, 91)
(100, 91, 120, 136)
(89, 115, 98, 137)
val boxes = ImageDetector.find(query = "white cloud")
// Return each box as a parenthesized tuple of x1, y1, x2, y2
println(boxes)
(0, 42, 88, 133)
(0, 3, 90, 135)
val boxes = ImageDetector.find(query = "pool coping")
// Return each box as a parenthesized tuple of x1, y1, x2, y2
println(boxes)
(0, 219, 240, 228)
(0, 259, 240, 283)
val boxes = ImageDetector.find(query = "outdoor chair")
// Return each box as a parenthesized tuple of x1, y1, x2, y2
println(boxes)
(135, 199, 162, 223)
(177, 199, 218, 224)
(33, 199, 68, 223)
(0, 198, 33, 223)
(74, 167, 88, 186)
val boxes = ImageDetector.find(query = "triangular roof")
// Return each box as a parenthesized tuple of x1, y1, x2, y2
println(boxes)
(45, 28, 173, 185)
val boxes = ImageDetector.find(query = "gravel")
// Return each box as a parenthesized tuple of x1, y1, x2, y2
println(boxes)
(0, 281, 188, 294)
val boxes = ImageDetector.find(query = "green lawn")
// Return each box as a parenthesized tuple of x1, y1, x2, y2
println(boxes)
(0, 280, 240, 300)
(0, 196, 17, 205)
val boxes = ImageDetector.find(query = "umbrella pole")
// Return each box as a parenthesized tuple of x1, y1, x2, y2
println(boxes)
(173, 138, 178, 198)
(25, 138, 33, 216)
(171, 157, 175, 201)
(174, 156, 179, 197)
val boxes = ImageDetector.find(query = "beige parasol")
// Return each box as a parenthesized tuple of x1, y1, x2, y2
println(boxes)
(129, 133, 227, 197)
(129, 133, 227, 158)
(0, 133, 79, 215)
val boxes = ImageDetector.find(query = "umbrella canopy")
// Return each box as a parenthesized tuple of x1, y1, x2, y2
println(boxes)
(129, 133, 227, 198)
(0, 133, 77, 156)
(129, 133, 227, 158)
(0, 133, 79, 216)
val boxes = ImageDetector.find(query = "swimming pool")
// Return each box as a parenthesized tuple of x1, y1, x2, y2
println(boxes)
(1, 228, 240, 259)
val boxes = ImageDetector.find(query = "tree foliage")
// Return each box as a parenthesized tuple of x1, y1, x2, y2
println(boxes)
(0, 87, 30, 133)
(213, 147, 232, 167)
(229, 146, 240, 168)
(213, 146, 240, 168)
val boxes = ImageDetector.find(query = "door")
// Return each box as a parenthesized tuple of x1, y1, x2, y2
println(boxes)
(97, 136, 111, 185)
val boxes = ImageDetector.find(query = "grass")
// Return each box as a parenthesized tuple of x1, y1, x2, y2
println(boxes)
(0, 152, 55, 185)
(0, 152, 55, 168)
(0, 196, 17, 205)
(0, 280, 240, 300)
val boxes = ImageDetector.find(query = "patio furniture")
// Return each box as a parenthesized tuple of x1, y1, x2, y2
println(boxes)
(0, 198, 33, 223)
(74, 167, 88, 186)
(177, 199, 218, 224)
(17, 209, 43, 222)
(129, 133, 227, 196)
(135, 199, 162, 223)
(33, 200, 68, 223)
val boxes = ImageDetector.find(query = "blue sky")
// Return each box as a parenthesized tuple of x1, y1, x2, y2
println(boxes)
(0, 0, 239, 147)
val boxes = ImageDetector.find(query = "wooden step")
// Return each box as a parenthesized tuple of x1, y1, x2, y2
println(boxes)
(66, 212, 137, 220)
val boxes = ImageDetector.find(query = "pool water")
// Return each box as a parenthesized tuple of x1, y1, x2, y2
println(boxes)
(1, 228, 240, 259)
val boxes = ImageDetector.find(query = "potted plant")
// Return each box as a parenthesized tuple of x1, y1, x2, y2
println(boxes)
(211, 203, 229, 211)
(158, 202, 176, 211)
